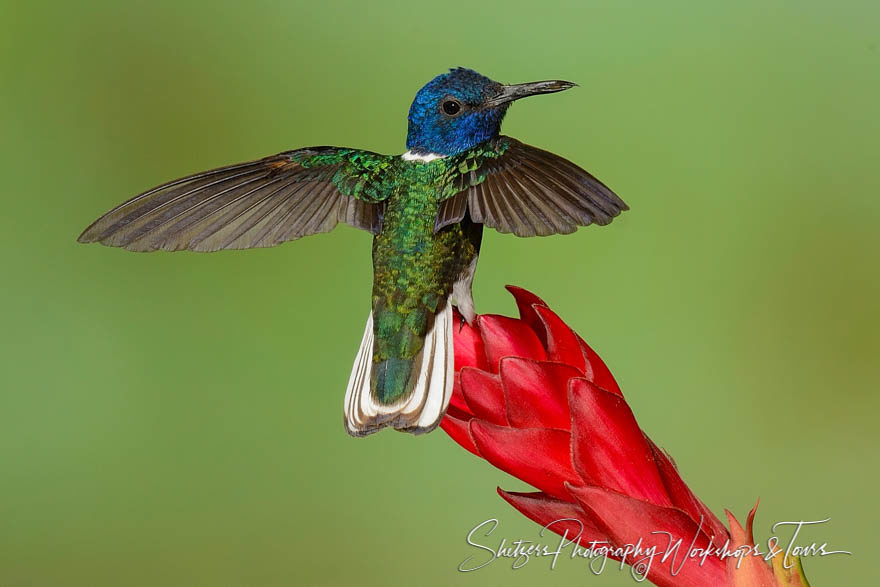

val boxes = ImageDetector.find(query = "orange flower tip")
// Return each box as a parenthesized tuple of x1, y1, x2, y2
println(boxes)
(725, 510, 749, 546)
(747, 499, 761, 544)
(725, 505, 811, 587)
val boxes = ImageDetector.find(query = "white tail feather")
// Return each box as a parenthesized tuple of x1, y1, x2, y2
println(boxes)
(344, 301, 454, 436)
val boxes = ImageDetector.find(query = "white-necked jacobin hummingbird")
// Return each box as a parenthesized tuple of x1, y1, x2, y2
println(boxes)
(78, 68, 628, 437)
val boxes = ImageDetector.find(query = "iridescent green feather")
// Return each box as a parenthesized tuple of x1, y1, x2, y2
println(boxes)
(440, 136, 513, 198)
(368, 157, 481, 404)
(290, 149, 396, 203)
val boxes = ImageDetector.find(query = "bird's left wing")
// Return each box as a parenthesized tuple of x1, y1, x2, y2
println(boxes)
(435, 136, 627, 236)
(78, 147, 394, 252)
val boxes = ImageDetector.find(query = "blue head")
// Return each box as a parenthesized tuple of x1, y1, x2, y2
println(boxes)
(406, 68, 576, 156)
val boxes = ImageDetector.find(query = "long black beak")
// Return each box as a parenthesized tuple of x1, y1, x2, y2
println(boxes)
(486, 80, 577, 107)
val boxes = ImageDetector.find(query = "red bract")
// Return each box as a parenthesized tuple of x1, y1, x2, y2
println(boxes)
(442, 286, 809, 587)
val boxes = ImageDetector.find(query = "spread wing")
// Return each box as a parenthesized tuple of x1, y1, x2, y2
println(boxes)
(78, 147, 394, 252)
(436, 136, 628, 236)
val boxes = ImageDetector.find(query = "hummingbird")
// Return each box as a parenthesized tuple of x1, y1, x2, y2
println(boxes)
(78, 67, 628, 437)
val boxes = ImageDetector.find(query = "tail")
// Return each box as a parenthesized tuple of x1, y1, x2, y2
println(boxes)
(343, 300, 454, 436)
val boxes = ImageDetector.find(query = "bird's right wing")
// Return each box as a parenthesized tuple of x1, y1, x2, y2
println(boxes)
(435, 136, 628, 236)
(78, 147, 394, 252)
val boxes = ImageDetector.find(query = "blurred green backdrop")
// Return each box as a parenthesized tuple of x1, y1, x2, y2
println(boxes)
(2, 1, 878, 585)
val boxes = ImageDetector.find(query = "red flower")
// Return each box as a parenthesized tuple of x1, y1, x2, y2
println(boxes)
(442, 286, 809, 587)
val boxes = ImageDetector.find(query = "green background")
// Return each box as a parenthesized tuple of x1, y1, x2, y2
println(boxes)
(2, 1, 877, 585)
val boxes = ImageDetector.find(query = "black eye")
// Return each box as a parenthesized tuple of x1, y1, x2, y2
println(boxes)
(441, 99, 462, 116)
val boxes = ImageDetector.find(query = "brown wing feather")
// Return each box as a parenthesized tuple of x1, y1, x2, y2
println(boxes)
(78, 150, 388, 252)
(436, 137, 627, 237)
